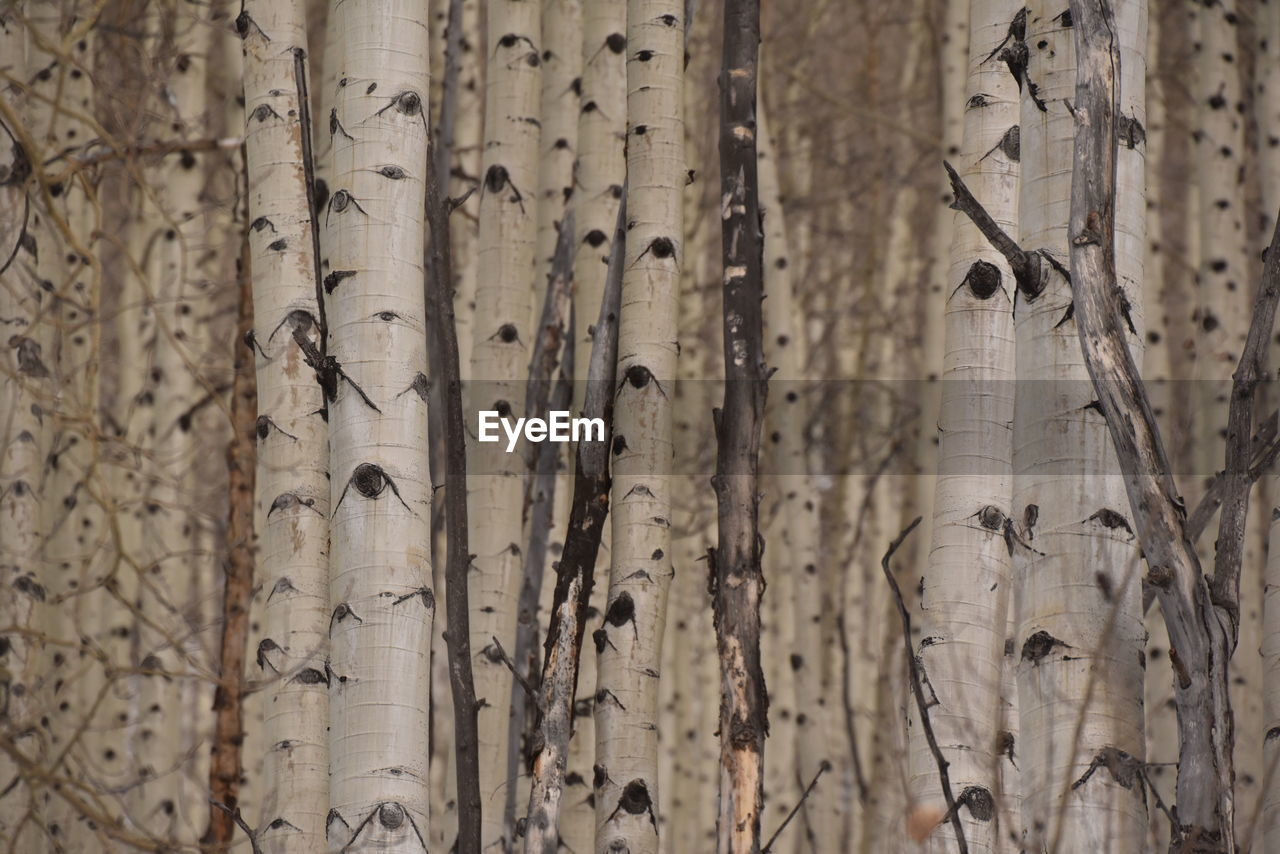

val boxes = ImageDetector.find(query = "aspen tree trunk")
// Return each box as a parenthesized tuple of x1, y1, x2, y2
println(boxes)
(758, 95, 819, 846)
(1262, 0, 1280, 847)
(324, 1, 434, 848)
(592, 1, 684, 851)
(1194, 0, 1263, 821)
(710, 0, 767, 849)
(910, 1, 1020, 849)
(134, 8, 216, 839)
(533, 0, 581, 321)
(570, 0, 627, 416)
(25, 9, 104, 845)
(0, 16, 49, 846)
(467, 0, 541, 848)
(1010, 1, 1147, 850)
(239, 1, 331, 848)
(449, 0, 483, 367)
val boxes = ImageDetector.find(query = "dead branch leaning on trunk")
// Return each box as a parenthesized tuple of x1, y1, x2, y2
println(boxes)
(711, 0, 768, 850)
(426, 132, 482, 854)
(523, 194, 625, 854)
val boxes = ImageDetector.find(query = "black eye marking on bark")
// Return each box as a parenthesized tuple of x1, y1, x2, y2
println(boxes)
(490, 322, 520, 344)
(595, 688, 626, 710)
(1053, 8, 1073, 28)
(326, 808, 350, 832)
(656, 13, 678, 26)
(234, 10, 269, 40)
(611, 435, 628, 455)
(266, 577, 299, 602)
(975, 505, 1006, 531)
(263, 817, 302, 833)
(250, 216, 276, 233)
(618, 364, 669, 399)
(1118, 114, 1146, 149)
(949, 786, 995, 822)
(324, 269, 357, 294)
(621, 484, 654, 500)
(585, 228, 608, 247)
(981, 125, 1020, 163)
(267, 492, 321, 517)
(393, 586, 436, 610)
(966, 93, 993, 109)
(635, 49, 654, 62)
(373, 310, 402, 322)
(267, 308, 319, 345)
(249, 103, 282, 123)
(1084, 508, 1134, 538)
(328, 603, 363, 635)
(366, 82, 377, 94)
(375, 165, 408, 180)
(497, 33, 538, 53)
(326, 189, 368, 226)
(633, 124, 648, 136)
(254, 417, 296, 445)
(1021, 630, 1071, 664)
(955, 260, 1002, 300)
(1072, 747, 1142, 793)
(605, 32, 626, 54)
(604, 592, 637, 639)
(267, 238, 288, 251)
(608, 779, 658, 830)
(481, 165, 528, 213)
(593, 627, 612, 653)
(9, 336, 50, 378)
(998, 730, 1017, 766)
(255, 638, 283, 672)
(395, 372, 430, 403)
(329, 108, 354, 141)
(291, 667, 329, 686)
(334, 462, 415, 515)
(337, 804, 427, 854)
(635, 236, 676, 262)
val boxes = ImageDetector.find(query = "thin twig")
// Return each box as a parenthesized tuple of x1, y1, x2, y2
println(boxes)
(879, 516, 968, 854)
(761, 761, 829, 853)
(490, 636, 536, 697)
(210, 801, 263, 854)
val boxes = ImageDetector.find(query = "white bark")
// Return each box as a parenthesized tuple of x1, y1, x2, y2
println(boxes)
(910, 1, 1020, 850)
(240, 1, 330, 848)
(570, 0, 627, 415)
(1012, 2, 1147, 850)
(467, 0, 541, 849)
(593, 1, 683, 851)
(325, 1, 434, 849)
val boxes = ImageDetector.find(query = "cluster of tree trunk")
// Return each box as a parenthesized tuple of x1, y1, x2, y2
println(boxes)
(1, 0, 1280, 852)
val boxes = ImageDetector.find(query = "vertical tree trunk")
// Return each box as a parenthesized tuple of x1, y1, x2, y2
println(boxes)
(591, 0, 684, 851)
(1011, 1, 1147, 850)
(910, 1, 1020, 850)
(710, 0, 766, 850)
(325, 0, 434, 847)
(467, 1, 542, 848)
(239, 1, 331, 848)
(0, 15, 48, 847)
(570, 0, 627, 417)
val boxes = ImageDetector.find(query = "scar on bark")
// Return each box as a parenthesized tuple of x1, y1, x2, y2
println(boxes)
(374, 90, 429, 136)
(1084, 507, 1135, 539)
(256, 415, 297, 442)
(325, 189, 368, 226)
(617, 363, 669, 398)
(1021, 630, 1071, 664)
(267, 492, 320, 517)
(334, 462, 415, 514)
(951, 260, 1003, 301)
(329, 603, 363, 635)
(256, 638, 282, 673)
(481, 164, 527, 213)
(607, 779, 658, 831)
(395, 372, 430, 403)
(341, 802, 427, 852)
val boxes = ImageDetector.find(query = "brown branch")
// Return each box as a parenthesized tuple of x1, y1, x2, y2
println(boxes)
(202, 207, 257, 850)
(1185, 409, 1280, 543)
(880, 517, 968, 854)
(508, 209, 576, 834)
(943, 159, 1037, 290)
(1065, 2, 1233, 848)
(425, 130, 481, 854)
(210, 802, 263, 854)
(711, 1, 769, 850)
(1209, 208, 1280, 622)
(523, 193, 624, 854)
(42, 135, 243, 182)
